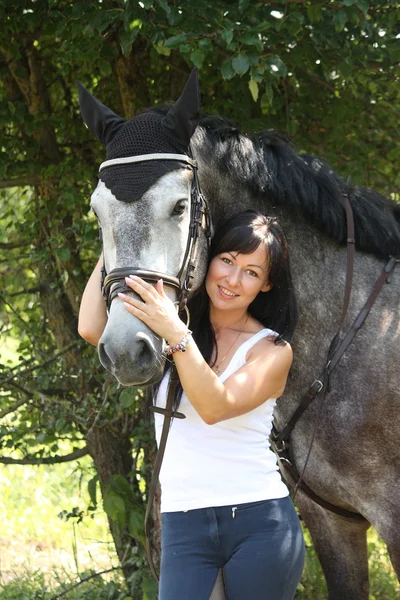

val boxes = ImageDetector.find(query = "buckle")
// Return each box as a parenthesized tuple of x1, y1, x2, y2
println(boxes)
(310, 380, 324, 395)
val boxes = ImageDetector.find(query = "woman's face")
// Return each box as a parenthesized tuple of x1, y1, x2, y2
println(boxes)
(205, 243, 272, 313)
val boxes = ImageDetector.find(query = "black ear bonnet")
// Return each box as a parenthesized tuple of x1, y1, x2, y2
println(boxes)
(78, 69, 201, 202)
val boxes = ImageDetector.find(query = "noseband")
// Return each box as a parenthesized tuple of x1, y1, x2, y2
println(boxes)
(98, 153, 211, 312)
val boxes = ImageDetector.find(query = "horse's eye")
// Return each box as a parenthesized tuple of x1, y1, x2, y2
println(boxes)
(172, 200, 187, 216)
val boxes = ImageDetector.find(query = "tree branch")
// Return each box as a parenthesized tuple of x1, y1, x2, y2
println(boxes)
(48, 566, 122, 600)
(0, 396, 31, 419)
(0, 446, 89, 465)
(0, 175, 38, 188)
(7, 287, 41, 296)
(0, 241, 32, 250)
(0, 340, 82, 386)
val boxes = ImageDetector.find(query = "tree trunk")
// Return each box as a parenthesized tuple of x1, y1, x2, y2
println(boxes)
(86, 424, 139, 585)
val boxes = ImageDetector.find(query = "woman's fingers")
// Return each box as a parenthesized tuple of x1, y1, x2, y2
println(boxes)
(118, 292, 147, 312)
(125, 275, 157, 298)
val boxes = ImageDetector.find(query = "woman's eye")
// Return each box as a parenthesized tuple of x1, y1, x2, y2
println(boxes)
(221, 257, 232, 264)
(172, 200, 186, 215)
(246, 270, 258, 277)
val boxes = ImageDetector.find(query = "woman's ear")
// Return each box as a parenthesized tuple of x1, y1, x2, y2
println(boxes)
(261, 281, 273, 292)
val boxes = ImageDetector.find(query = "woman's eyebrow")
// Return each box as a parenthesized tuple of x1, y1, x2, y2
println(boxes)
(247, 263, 265, 271)
(227, 252, 266, 272)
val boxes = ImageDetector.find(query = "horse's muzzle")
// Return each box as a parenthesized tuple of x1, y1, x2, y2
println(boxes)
(98, 330, 165, 386)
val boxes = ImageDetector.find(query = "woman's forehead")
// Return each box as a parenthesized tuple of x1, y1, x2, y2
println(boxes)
(225, 244, 269, 268)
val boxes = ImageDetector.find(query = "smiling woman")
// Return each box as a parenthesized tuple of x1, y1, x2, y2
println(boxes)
(79, 208, 304, 600)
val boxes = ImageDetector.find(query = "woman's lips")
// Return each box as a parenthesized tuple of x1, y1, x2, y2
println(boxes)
(218, 286, 238, 299)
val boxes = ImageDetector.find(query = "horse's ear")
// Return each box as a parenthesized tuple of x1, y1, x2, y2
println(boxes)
(77, 82, 125, 146)
(162, 68, 201, 147)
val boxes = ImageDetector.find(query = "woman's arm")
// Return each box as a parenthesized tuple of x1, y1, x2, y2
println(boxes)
(78, 253, 108, 346)
(120, 275, 292, 425)
(173, 337, 292, 424)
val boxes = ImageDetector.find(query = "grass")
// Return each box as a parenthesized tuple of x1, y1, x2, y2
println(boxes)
(0, 461, 399, 599)
(0, 460, 117, 587)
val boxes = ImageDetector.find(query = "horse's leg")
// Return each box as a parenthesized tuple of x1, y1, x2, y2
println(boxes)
(367, 505, 400, 580)
(296, 492, 371, 600)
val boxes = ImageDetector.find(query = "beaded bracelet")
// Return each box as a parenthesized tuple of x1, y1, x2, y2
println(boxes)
(164, 330, 192, 355)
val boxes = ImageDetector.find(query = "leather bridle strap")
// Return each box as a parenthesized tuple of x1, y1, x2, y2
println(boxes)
(103, 268, 181, 307)
(144, 365, 181, 581)
(272, 254, 398, 447)
(271, 194, 356, 445)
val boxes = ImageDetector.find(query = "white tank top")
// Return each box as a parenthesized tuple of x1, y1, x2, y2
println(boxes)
(154, 328, 289, 513)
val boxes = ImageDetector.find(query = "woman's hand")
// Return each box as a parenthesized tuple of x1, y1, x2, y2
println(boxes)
(118, 276, 187, 343)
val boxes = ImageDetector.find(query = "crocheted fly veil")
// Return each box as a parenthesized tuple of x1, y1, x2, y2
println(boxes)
(78, 69, 201, 202)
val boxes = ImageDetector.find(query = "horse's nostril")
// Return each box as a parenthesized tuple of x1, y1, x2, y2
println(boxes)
(98, 341, 113, 371)
(136, 338, 154, 371)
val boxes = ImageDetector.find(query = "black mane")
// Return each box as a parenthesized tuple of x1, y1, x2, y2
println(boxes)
(147, 108, 400, 259)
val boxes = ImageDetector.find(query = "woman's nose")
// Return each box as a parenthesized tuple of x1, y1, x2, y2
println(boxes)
(226, 267, 242, 287)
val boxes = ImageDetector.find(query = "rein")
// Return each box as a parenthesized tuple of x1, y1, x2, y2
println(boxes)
(270, 194, 398, 520)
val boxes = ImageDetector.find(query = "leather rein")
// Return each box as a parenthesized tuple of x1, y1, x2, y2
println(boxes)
(97, 152, 211, 580)
(270, 194, 398, 521)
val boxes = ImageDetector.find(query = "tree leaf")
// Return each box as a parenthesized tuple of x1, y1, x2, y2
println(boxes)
(154, 41, 171, 56)
(248, 78, 259, 102)
(356, 0, 369, 13)
(307, 5, 322, 23)
(88, 475, 98, 508)
(142, 577, 158, 600)
(103, 491, 126, 527)
(264, 56, 287, 77)
(120, 27, 139, 57)
(55, 417, 65, 431)
(221, 59, 235, 80)
(163, 34, 187, 48)
(221, 28, 233, 46)
(57, 247, 70, 261)
(157, 0, 171, 14)
(128, 509, 144, 538)
(334, 10, 347, 32)
(261, 81, 274, 114)
(190, 49, 205, 68)
(232, 54, 250, 75)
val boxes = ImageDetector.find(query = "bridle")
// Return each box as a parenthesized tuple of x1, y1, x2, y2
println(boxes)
(96, 152, 211, 581)
(98, 152, 211, 313)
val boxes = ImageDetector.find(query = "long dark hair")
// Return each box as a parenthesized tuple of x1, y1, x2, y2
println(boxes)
(153, 209, 298, 409)
(189, 209, 298, 368)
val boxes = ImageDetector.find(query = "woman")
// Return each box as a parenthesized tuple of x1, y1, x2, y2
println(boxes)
(78, 210, 305, 600)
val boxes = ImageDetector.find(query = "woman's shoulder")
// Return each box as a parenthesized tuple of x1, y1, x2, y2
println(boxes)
(246, 324, 292, 364)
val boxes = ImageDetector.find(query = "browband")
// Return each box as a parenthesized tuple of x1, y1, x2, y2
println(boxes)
(99, 153, 197, 172)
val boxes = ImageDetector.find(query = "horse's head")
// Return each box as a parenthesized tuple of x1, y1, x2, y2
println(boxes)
(79, 71, 210, 386)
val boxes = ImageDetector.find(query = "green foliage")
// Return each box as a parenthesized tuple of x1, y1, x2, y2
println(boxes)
(103, 475, 146, 546)
(0, 0, 398, 595)
(0, 570, 132, 600)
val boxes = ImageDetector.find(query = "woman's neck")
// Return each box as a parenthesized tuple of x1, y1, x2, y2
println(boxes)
(209, 306, 249, 333)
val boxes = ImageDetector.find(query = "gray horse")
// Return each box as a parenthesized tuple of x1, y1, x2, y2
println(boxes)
(79, 70, 400, 599)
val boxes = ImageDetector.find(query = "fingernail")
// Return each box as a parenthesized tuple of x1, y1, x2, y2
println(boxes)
(118, 292, 127, 298)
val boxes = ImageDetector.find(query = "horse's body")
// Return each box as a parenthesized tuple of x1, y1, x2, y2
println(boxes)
(80, 74, 400, 599)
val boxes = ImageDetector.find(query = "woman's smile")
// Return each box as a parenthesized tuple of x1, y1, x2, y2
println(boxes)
(218, 285, 239, 299)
